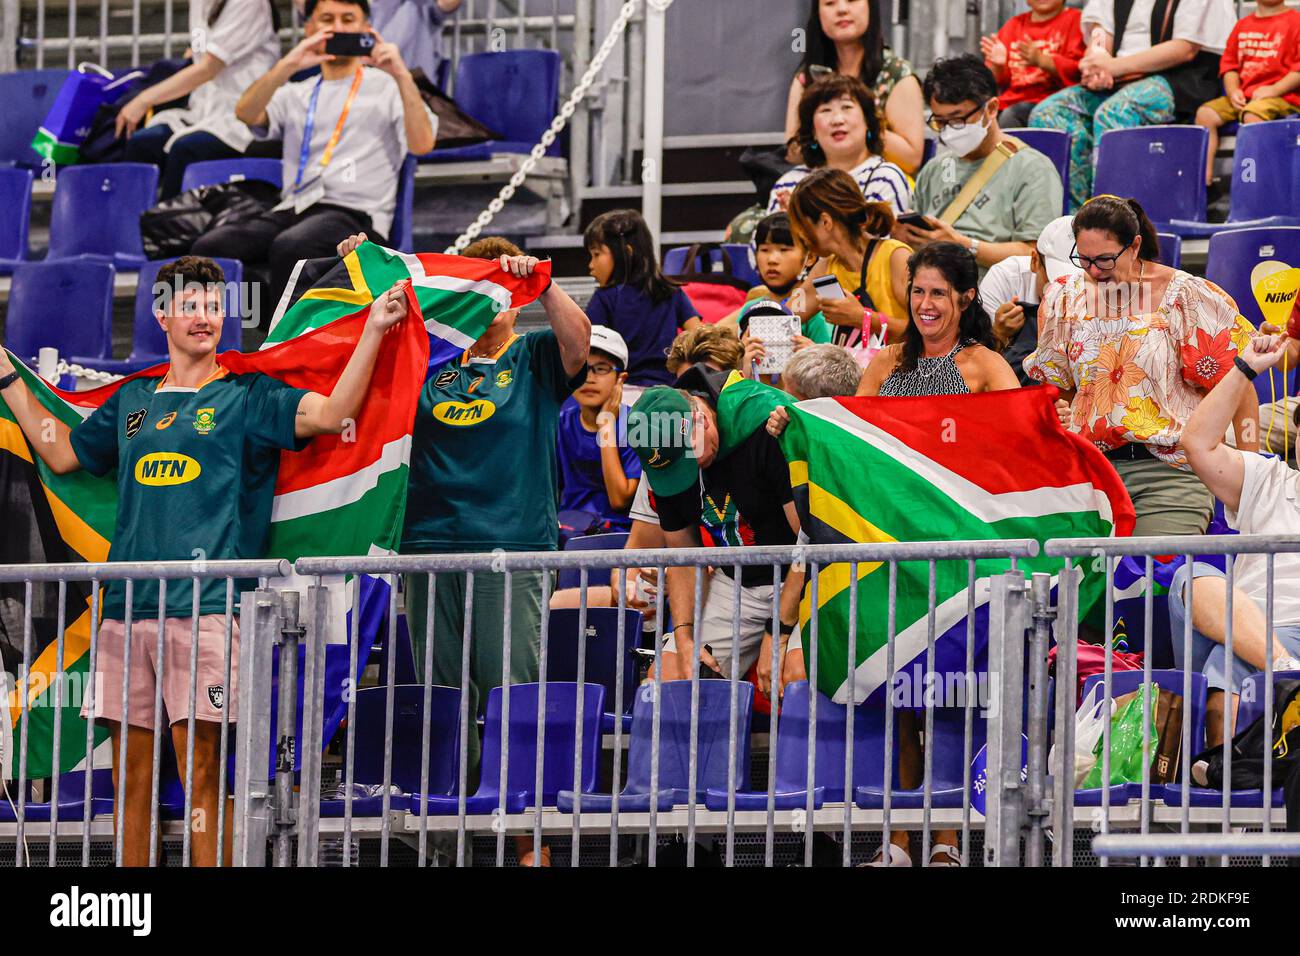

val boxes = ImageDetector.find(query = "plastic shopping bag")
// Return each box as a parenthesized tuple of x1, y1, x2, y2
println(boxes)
(1082, 682, 1159, 789)
(1049, 681, 1113, 789)
(31, 63, 143, 165)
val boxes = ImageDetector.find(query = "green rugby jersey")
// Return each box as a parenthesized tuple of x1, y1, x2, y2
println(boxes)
(69, 366, 309, 619)
(402, 329, 585, 553)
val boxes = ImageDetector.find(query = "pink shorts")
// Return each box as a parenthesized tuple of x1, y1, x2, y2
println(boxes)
(82, 615, 240, 730)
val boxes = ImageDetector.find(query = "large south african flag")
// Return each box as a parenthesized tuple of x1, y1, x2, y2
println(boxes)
(775, 384, 1136, 704)
(3, 242, 548, 779)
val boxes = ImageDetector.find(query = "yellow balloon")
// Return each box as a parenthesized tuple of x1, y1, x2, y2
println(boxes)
(1250, 260, 1300, 329)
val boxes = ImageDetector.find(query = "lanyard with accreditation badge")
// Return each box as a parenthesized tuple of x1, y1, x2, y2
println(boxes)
(291, 66, 364, 214)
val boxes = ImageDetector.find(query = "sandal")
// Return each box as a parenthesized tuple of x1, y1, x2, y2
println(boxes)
(928, 843, 962, 867)
(859, 843, 912, 867)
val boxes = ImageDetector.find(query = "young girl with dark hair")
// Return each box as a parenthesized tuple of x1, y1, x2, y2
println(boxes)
(784, 0, 926, 173)
(584, 209, 702, 389)
(1026, 194, 1260, 535)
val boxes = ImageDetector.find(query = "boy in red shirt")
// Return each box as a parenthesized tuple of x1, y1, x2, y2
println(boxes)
(980, 0, 1085, 128)
(1196, 0, 1300, 186)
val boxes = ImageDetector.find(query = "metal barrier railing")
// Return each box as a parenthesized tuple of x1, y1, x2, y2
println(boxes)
(1045, 533, 1300, 869)
(4, 533, 1299, 867)
(0, 558, 288, 867)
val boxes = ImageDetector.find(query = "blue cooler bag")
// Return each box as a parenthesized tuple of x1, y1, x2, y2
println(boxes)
(31, 63, 142, 165)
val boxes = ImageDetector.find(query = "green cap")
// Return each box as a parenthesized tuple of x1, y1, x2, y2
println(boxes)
(626, 387, 699, 497)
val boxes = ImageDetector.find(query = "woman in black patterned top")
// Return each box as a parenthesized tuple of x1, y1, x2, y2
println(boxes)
(857, 242, 1021, 396)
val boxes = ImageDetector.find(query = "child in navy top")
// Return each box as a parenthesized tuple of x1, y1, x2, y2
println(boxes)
(584, 208, 701, 387)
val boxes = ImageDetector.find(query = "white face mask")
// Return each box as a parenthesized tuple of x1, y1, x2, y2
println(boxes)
(937, 109, 990, 157)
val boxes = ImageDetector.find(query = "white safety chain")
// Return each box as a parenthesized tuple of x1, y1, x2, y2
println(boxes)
(54, 360, 122, 384)
(446, 0, 675, 254)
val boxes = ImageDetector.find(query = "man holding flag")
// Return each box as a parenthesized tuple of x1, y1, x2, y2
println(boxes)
(0, 255, 409, 866)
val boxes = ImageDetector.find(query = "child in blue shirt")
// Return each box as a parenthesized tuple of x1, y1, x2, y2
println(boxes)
(585, 209, 701, 388)
(556, 326, 642, 532)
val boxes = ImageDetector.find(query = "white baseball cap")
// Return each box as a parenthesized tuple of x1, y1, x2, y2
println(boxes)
(589, 325, 629, 369)
(1036, 215, 1083, 283)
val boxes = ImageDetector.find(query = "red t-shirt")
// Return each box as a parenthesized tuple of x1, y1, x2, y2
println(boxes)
(1220, 10, 1300, 107)
(992, 7, 1085, 107)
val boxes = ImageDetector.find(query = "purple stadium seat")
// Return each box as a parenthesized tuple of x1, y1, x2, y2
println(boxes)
(0, 69, 70, 168)
(855, 704, 987, 810)
(545, 607, 646, 733)
(410, 681, 605, 814)
(418, 50, 561, 163)
(5, 259, 115, 363)
(179, 157, 283, 193)
(706, 679, 901, 811)
(1093, 126, 1207, 234)
(1005, 127, 1070, 213)
(1204, 226, 1300, 405)
(46, 163, 159, 269)
(1169, 118, 1300, 237)
(560, 679, 752, 813)
(0, 167, 34, 275)
(1155, 231, 1181, 269)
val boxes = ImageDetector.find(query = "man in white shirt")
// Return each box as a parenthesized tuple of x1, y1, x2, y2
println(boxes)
(194, 0, 436, 306)
(1177, 330, 1300, 744)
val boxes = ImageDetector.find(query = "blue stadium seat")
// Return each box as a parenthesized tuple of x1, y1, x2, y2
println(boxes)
(5, 259, 115, 363)
(0, 69, 70, 168)
(705, 680, 900, 811)
(1075, 669, 1207, 806)
(559, 680, 753, 812)
(722, 244, 762, 287)
(390, 155, 417, 253)
(1204, 226, 1300, 405)
(0, 167, 34, 275)
(1155, 231, 1181, 269)
(320, 685, 462, 817)
(70, 257, 245, 375)
(408, 682, 605, 815)
(46, 163, 159, 269)
(1004, 127, 1070, 214)
(1093, 126, 1207, 233)
(545, 607, 645, 734)
(0, 769, 111, 822)
(419, 50, 562, 163)
(557, 531, 629, 590)
(855, 705, 987, 809)
(663, 244, 759, 286)
(1169, 118, 1300, 237)
(179, 157, 283, 193)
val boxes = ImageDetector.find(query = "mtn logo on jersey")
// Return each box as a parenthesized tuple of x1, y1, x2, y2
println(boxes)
(432, 399, 496, 426)
(134, 452, 202, 486)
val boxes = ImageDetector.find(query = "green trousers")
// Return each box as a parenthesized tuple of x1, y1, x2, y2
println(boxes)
(1111, 457, 1214, 537)
(402, 569, 545, 776)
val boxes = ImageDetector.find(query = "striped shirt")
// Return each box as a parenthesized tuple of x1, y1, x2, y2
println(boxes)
(767, 156, 913, 216)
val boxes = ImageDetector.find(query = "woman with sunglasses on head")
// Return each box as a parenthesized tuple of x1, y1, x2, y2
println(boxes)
(1025, 195, 1260, 536)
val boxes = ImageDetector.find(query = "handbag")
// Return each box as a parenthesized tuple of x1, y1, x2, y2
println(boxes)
(31, 63, 144, 165)
(665, 244, 752, 324)
(79, 57, 191, 165)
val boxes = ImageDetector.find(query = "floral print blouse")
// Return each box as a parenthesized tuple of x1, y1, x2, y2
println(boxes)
(1024, 270, 1254, 470)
